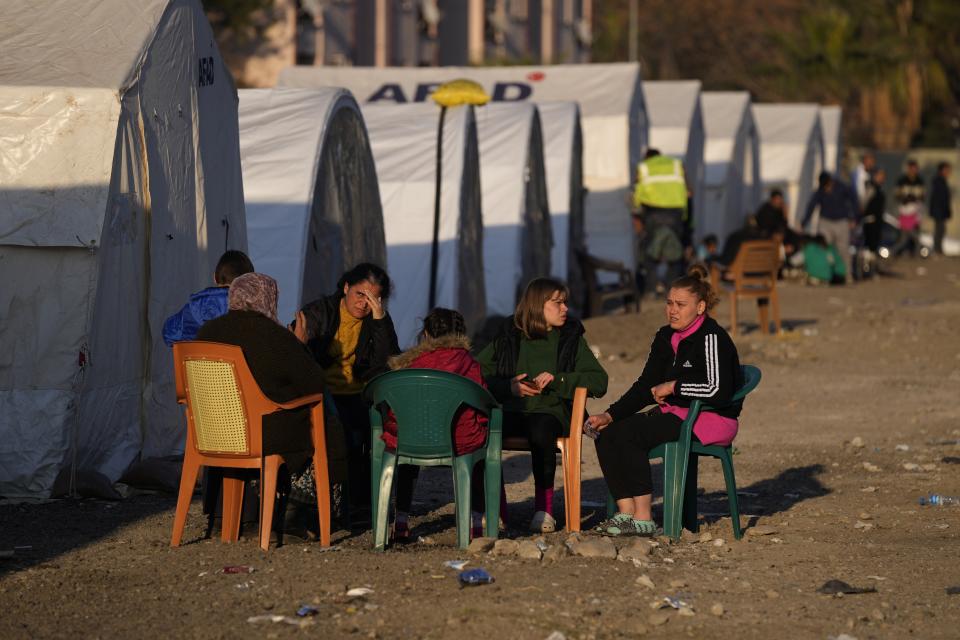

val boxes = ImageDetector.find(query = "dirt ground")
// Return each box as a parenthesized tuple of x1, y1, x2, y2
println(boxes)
(3, 257, 960, 640)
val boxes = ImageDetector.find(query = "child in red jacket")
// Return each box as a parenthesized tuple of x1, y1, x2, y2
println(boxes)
(382, 308, 488, 542)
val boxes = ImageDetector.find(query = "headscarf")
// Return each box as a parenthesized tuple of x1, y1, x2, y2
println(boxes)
(228, 273, 279, 323)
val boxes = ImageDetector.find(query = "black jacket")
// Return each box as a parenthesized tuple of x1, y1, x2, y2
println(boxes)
(930, 174, 952, 220)
(196, 310, 326, 461)
(300, 293, 400, 385)
(607, 315, 743, 421)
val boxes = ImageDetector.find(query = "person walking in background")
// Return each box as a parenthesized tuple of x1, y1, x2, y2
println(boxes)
(893, 160, 925, 258)
(929, 162, 952, 256)
(477, 277, 608, 533)
(633, 149, 690, 294)
(296, 263, 400, 526)
(801, 172, 857, 280)
(861, 168, 887, 277)
(162, 250, 254, 345)
(851, 151, 876, 213)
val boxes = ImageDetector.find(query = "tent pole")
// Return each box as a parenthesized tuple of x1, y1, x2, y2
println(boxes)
(428, 106, 447, 309)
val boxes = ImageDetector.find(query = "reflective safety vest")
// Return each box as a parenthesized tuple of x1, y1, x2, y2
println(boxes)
(633, 155, 688, 210)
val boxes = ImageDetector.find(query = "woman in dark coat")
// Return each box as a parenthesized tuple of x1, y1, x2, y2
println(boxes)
(197, 273, 338, 475)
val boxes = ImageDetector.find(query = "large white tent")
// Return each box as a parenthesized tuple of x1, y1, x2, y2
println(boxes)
(700, 91, 762, 244)
(537, 102, 586, 309)
(644, 80, 706, 231)
(474, 102, 552, 317)
(752, 104, 826, 225)
(0, 0, 246, 497)
(819, 105, 843, 175)
(238, 88, 386, 324)
(279, 63, 648, 270)
(362, 104, 485, 348)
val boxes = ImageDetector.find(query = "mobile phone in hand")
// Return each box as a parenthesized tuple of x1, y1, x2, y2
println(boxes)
(583, 420, 598, 440)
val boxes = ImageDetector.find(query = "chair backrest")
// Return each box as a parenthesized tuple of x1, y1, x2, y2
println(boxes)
(173, 341, 268, 457)
(731, 364, 762, 403)
(731, 240, 779, 287)
(365, 369, 500, 459)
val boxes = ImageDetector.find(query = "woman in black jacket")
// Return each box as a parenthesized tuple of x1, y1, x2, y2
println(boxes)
(585, 265, 742, 536)
(294, 263, 400, 522)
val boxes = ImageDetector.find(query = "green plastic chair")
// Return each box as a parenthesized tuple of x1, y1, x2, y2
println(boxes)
(365, 369, 503, 551)
(606, 364, 761, 540)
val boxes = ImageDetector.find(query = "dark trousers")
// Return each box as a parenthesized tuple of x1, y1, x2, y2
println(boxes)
(934, 219, 947, 254)
(395, 465, 419, 513)
(332, 393, 371, 510)
(594, 410, 686, 500)
(470, 411, 563, 509)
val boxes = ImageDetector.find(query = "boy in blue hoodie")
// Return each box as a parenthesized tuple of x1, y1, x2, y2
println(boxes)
(162, 250, 254, 345)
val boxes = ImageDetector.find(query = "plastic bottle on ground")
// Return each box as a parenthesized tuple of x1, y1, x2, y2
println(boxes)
(918, 494, 960, 506)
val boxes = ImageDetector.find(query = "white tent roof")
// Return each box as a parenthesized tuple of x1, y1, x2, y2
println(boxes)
(239, 87, 385, 324)
(362, 103, 485, 348)
(0, 0, 246, 497)
(700, 91, 762, 242)
(537, 102, 585, 303)
(819, 105, 843, 174)
(753, 103, 825, 224)
(475, 102, 551, 316)
(644, 80, 705, 234)
(278, 63, 648, 269)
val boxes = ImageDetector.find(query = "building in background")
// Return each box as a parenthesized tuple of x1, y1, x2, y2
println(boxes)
(220, 0, 592, 87)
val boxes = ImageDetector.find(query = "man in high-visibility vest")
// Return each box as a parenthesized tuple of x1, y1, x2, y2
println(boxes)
(632, 149, 689, 294)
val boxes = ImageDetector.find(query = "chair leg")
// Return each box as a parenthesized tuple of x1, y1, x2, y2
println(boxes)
(682, 455, 699, 534)
(221, 475, 244, 542)
(606, 492, 616, 518)
(730, 293, 739, 337)
(373, 453, 397, 552)
(483, 454, 501, 540)
(259, 456, 282, 552)
(757, 298, 770, 335)
(719, 449, 743, 540)
(771, 287, 782, 335)
(310, 409, 332, 548)
(452, 457, 473, 550)
(660, 443, 685, 539)
(566, 440, 582, 532)
(170, 453, 202, 547)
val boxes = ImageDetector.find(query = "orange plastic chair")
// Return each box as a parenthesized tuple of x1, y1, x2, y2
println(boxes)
(501, 387, 588, 531)
(169, 341, 330, 551)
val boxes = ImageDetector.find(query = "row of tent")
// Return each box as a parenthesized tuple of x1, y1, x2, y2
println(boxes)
(0, 0, 843, 498)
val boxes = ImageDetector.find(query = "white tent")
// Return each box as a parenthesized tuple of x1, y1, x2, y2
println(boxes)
(362, 104, 485, 348)
(537, 102, 586, 308)
(238, 88, 386, 325)
(475, 102, 551, 317)
(700, 91, 762, 244)
(644, 80, 706, 231)
(0, 0, 246, 497)
(279, 63, 648, 270)
(752, 104, 826, 225)
(819, 105, 843, 174)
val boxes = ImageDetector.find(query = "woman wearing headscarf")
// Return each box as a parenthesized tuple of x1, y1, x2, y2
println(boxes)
(197, 273, 344, 498)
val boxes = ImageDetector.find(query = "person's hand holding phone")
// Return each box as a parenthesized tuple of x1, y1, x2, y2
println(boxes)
(510, 373, 541, 397)
(583, 412, 613, 439)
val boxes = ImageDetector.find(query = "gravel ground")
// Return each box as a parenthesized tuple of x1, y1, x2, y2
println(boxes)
(2, 256, 960, 639)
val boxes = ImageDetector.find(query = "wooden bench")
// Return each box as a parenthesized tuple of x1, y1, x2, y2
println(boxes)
(576, 250, 641, 318)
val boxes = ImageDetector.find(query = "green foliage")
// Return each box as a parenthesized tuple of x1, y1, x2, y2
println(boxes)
(202, 0, 273, 32)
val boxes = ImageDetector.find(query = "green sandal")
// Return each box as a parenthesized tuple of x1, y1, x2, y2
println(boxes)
(593, 513, 657, 537)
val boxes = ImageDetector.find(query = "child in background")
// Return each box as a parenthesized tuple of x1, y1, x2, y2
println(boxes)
(162, 250, 254, 345)
(696, 234, 720, 265)
(381, 308, 488, 542)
